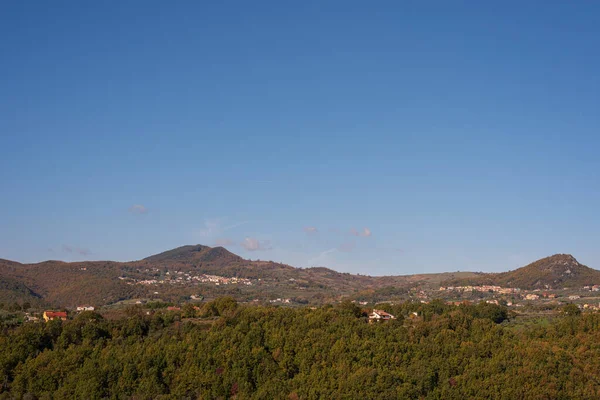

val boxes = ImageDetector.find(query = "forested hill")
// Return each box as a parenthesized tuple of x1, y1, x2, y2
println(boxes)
(143, 245, 244, 264)
(1, 300, 600, 398)
(0, 245, 474, 307)
(0, 275, 42, 305)
(442, 254, 600, 289)
(5, 247, 597, 307)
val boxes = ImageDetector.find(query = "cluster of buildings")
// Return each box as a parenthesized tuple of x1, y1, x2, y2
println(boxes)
(120, 272, 253, 287)
(440, 285, 520, 294)
(27, 305, 96, 323)
(582, 303, 600, 310)
(269, 298, 291, 304)
(583, 285, 600, 291)
(414, 290, 429, 300)
(193, 274, 253, 286)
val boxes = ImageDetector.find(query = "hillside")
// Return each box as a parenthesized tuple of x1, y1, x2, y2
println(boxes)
(16, 245, 600, 307)
(442, 254, 600, 290)
(0, 275, 42, 305)
(1, 245, 393, 307)
(0, 259, 144, 307)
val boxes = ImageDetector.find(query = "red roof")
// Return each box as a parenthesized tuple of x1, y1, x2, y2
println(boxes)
(45, 311, 67, 318)
(374, 309, 392, 315)
(370, 309, 395, 318)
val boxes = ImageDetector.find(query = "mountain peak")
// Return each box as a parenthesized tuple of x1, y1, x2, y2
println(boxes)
(497, 253, 598, 289)
(545, 253, 578, 262)
(441, 253, 600, 290)
(142, 244, 241, 263)
(143, 245, 211, 262)
(526, 254, 582, 273)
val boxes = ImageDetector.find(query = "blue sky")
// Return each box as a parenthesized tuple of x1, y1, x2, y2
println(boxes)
(1, 2, 599, 275)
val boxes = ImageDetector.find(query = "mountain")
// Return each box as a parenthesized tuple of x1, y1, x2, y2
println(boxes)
(442, 254, 600, 290)
(143, 245, 242, 263)
(2, 245, 377, 307)
(3, 248, 599, 310)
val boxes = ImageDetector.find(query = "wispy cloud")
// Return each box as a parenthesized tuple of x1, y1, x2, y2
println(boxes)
(129, 204, 148, 214)
(337, 242, 355, 253)
(199, 219, 251, 238)
(379, 247, 404, 254)
(199, 219, 221, 237)
(224, 221, 251, 231)
(240, 237, 272, 251)
(303, 226, 318, 235)
(319, 248, 337, 257)
(214, 238, 235, 247)
(306, 248, 337, 267)
(62, 244, 92, 256)
(350, 227, 371, 237)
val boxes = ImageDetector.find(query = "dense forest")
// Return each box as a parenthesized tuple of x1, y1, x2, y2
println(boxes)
(0, 299, 599, 399)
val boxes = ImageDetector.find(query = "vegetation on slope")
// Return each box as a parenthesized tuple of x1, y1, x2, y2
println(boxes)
(3, 248, 599, 308)
(1, 299, 599, 399)
(443, 254, 600, 289)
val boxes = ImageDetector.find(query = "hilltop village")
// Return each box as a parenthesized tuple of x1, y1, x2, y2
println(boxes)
(119, 268, 254, 287)
(4, 250, 600, 328)
(405, 283, 600, 311)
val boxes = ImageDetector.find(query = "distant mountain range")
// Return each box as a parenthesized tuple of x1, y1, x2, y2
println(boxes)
(1, 246, 599, 307)
(442, 254, 600, 290)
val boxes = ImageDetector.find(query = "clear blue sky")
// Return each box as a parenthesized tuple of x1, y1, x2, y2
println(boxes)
(1, 2, 599, 275)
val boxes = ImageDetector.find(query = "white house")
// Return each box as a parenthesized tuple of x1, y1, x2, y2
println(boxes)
(368, 309, 396, 323)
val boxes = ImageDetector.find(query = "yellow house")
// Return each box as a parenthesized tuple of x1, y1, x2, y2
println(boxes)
(43, 311, 67, 322)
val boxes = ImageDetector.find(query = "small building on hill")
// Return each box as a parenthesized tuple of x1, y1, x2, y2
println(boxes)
(368, 309, 396, 323)
(76, 305, 95, 311)
(43, 311, 67, 322)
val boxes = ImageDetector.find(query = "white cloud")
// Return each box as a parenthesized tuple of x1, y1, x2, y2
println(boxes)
(129, 204, 148, 214)
(350, 227, 371, 237)
(224, 220, 251, 231)
(199, 219, 251, 238)
(240, 237, 271, 251)
(303, 226, 318, 235)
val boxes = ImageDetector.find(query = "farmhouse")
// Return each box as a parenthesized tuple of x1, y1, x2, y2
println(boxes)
(368, 309, 396, 323)
(43, 311, 67, 322)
